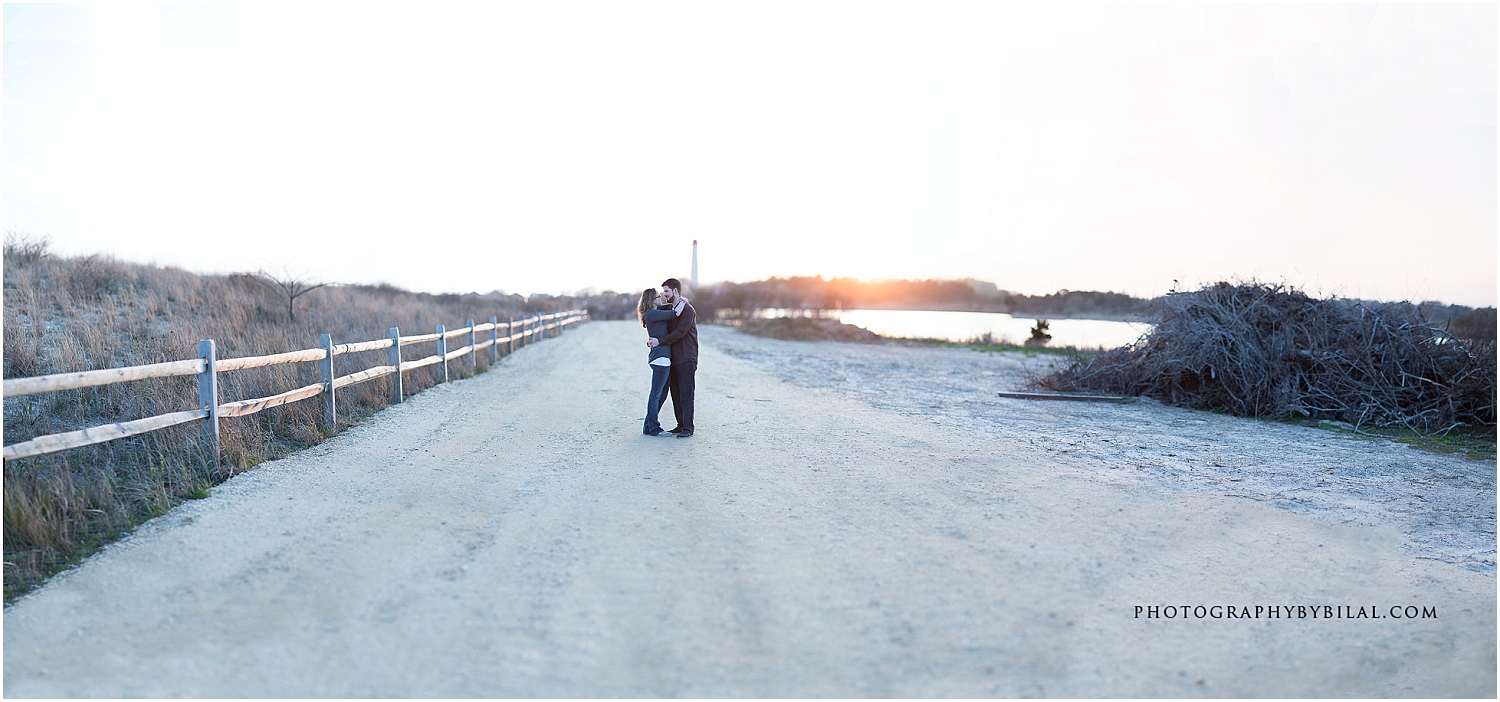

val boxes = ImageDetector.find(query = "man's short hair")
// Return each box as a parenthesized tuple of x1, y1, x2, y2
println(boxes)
(661, 278, 682, 291)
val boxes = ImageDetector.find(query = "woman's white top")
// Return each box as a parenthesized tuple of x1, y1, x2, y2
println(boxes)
(647, 299, 686, 367)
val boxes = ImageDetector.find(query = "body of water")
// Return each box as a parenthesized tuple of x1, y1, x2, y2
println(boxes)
(758, 308, 1151, 349)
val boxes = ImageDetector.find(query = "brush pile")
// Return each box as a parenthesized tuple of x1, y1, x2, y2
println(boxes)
(1038, 282, 1496, 433)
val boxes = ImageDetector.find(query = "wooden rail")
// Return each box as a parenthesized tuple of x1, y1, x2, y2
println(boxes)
(399, 332, 442, 346)
(3, 359, 206, 398)
(217, 348, 327, 372)
(333, 365, 396, 390)
(401, 354, 444, 371)
(331, 338, 394, 356)
(2, 409, 210, 461)
(2, 309, 590, 462)
(219, 383, 326, 418)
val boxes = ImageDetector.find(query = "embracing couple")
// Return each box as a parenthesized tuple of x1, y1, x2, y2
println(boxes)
(638, 278, 697, 438)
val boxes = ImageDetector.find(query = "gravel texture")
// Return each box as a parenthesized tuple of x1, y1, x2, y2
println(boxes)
(706, 325, 1497, 574)
(3, 321, 1493, 697)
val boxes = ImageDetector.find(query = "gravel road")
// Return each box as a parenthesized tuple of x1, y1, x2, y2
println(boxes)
(704, 326, 1498, 574)
(4, 321, 1494, 697)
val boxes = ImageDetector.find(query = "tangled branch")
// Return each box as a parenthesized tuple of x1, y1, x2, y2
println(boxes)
(1038, 282, 1496, 433)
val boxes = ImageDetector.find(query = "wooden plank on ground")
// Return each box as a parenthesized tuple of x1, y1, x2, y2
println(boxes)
(996, 391, 1133, 403)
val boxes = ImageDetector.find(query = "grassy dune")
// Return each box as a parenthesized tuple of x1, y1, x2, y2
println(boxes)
(3, 239, 563, 600)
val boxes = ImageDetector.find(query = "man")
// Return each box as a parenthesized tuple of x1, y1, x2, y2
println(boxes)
(647, 278, 697, 438)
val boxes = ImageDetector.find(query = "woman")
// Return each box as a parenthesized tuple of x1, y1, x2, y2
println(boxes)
(639, 288, 679, 436)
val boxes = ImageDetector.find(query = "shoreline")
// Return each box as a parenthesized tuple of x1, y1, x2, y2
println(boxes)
(742, 306, 1149, 324)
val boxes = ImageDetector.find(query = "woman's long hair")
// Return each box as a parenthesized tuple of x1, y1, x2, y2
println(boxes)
(637, 288, 656, 327)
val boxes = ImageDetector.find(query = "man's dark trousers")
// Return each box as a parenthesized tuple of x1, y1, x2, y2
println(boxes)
(667, 361, 696, 434)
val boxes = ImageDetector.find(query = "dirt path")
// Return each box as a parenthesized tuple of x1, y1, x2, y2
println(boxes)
(4, 321, 1493, 697)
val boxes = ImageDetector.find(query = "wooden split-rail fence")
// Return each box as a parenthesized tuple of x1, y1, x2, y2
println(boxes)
(2, 309, 589, 462)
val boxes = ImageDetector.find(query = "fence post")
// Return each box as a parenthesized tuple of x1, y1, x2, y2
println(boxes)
(197, 339, 219, 460)
(489, 316, 498, 364)
(320, 333, 336, 429)
(489, 316, 501, 361)
(467, 318, 476, 372)
(507, 316, 514, 355)
(389, 327, 403, 403)
(436, 324, 449, 383)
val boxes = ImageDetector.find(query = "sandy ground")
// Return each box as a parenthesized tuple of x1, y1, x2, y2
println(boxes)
(3, 320, 1494, 697)
(705, 326, 1498, 574)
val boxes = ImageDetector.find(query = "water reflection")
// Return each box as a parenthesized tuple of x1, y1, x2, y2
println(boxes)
(755, 308, 1150, 349)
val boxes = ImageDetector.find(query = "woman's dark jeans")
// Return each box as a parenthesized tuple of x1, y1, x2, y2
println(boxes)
(644, 363, 672, 434)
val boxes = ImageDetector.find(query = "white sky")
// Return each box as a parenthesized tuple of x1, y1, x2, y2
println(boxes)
(4, 2, 1496, 305)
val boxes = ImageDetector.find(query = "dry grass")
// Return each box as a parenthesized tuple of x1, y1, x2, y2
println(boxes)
(3, 237, 567, 601)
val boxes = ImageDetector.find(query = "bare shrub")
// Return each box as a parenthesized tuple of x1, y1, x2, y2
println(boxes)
(3, 249, 571, 600)
(1038, 282, 1496, 433)
(3, 232, 51, 265)
(254, 268, 331, 322)
(1025, 320, 1052, 347)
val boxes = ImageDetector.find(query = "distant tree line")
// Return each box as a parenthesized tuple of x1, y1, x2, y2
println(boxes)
(681, 276, 1151, 321)
(574, 276, 1496, 335)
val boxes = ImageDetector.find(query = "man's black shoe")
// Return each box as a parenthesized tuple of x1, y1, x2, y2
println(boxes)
(665, 427, 683, 434)
(676, 431, 693, 438)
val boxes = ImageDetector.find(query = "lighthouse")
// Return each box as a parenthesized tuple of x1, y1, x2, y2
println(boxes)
(691, 240, 698, 291)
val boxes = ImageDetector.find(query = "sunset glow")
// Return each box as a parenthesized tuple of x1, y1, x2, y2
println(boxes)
(5, 3, 1495, 305)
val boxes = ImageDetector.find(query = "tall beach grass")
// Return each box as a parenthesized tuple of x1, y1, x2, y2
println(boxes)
(3, 237, 562, 600)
